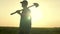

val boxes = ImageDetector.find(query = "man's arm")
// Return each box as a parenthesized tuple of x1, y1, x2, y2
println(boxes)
(16, 10, 22, 15)
(10, 10, 22, 15)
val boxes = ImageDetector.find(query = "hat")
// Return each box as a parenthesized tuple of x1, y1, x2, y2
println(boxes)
(20, 1, 28, 4)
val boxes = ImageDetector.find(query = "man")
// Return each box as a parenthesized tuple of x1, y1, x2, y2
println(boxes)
(17, 0, 31, 34)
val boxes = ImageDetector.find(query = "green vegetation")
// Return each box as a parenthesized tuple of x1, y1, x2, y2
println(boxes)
(0, 27, 60, 34)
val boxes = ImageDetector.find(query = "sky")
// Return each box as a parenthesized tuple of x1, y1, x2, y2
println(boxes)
(0, 0, 60, 28)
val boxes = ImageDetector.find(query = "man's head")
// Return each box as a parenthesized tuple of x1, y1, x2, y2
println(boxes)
(20, 0, 28, 8)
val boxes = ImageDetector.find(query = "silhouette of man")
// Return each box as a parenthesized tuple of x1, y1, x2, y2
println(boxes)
(17, 0, 31, 34)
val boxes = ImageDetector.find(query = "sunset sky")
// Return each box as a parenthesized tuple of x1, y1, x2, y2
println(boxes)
(0, 0, 60, 28)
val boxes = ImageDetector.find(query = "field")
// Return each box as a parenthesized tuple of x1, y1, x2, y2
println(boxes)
(0, 27, 60, 34)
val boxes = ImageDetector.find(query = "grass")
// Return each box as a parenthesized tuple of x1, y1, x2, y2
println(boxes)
(0, 27, 60, 34)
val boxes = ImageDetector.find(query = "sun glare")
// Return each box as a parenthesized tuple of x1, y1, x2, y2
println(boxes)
(29, 6, 43, 23)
